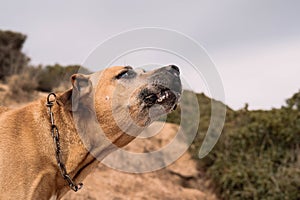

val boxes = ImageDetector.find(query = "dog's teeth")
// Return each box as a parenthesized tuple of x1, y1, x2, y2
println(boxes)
(157, 95, 167, 102)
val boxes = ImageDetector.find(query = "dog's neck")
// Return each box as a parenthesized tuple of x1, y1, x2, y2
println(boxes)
(39, 96, 142, 198)
(45, 100, 120, 198)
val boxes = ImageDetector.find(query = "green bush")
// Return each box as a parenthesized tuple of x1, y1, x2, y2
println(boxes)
(37, 64, 90, 92)
(207, 108, 300, 200)
(166, 90, 300, 200)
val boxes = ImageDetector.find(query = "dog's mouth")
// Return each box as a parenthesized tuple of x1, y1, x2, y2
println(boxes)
(140, 86, 181, 112)
(125, 65, 182, 125)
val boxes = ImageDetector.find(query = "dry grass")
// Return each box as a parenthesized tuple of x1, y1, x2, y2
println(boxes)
(0, 72, 39, 106)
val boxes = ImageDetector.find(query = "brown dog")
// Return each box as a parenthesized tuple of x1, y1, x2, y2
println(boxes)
(0, 65, 182, 199)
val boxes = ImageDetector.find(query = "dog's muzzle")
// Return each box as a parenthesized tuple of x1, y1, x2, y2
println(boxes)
(139, 65, 182, 112)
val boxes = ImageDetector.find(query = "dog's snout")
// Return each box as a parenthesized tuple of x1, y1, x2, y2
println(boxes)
(169, 65, 180, 74)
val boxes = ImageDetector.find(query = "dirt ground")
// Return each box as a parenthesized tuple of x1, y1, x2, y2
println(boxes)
(62, 122, 217, 200)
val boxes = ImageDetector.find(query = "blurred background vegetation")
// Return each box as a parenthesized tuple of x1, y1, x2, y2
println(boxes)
(0, 30, 90, 104)
(167, 91, 300, 200)
(1, 29, 299, 200)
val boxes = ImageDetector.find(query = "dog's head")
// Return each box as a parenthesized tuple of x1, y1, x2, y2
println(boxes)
(96, 65, 181, 125)
(58, 65, 182, 147)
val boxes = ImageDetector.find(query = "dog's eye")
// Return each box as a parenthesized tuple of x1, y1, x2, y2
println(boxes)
(116, 70, 136, 79)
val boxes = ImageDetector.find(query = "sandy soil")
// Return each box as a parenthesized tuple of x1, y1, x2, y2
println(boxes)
(63, 122, 218, 200)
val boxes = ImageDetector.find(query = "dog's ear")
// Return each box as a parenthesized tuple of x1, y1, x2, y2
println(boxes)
(57, 74, 92, 111)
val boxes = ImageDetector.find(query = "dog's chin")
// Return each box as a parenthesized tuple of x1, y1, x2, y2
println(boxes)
(139, 86, 181, 120)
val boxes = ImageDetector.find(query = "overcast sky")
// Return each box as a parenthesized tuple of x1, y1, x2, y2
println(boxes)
(1, 0, 300, 110)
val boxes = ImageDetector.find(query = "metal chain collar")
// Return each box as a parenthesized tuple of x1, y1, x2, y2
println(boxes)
(46, 93, 83, 192)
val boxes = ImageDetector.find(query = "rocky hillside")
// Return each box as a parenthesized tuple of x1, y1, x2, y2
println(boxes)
(63, 122, 217, 200)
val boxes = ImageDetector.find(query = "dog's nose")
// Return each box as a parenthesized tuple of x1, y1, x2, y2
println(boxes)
(169, 65, 180, 74)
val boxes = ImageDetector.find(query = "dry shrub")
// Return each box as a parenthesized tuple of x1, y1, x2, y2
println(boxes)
(5, 72, 38, 104)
